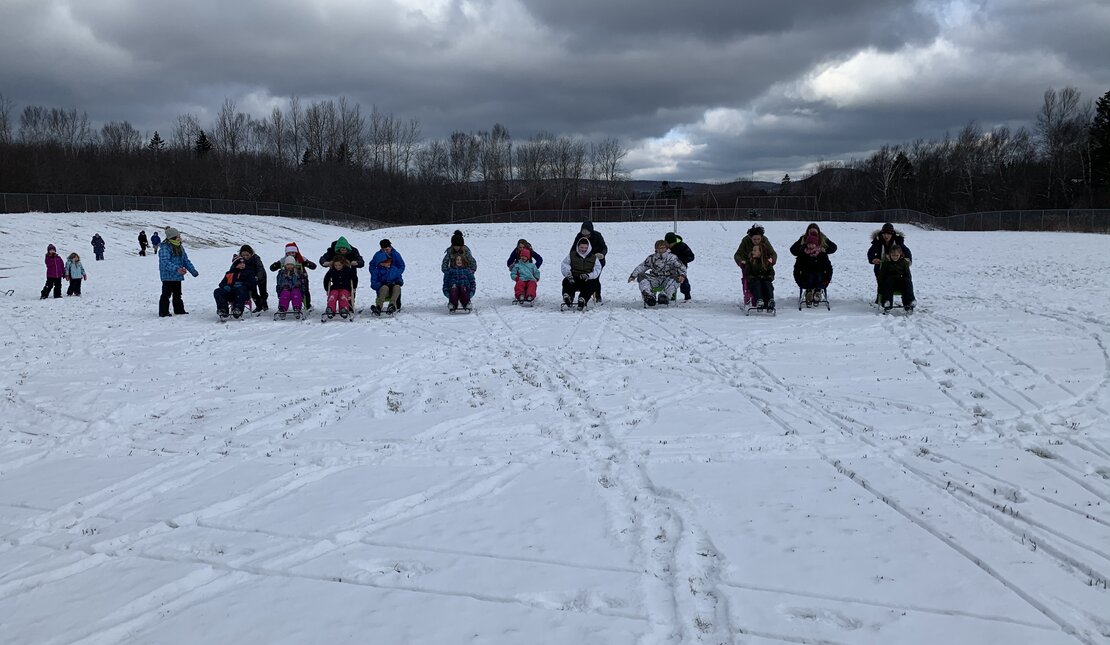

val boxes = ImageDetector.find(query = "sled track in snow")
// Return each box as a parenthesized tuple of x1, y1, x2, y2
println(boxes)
(628, 308, 1109, 643)
(478, 304, 734, 644)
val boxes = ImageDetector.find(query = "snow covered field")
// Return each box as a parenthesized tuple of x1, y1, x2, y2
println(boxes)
(2, 212, 1109, 644)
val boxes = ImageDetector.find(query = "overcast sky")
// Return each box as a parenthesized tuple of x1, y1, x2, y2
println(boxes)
(2, 0, 1109, 182)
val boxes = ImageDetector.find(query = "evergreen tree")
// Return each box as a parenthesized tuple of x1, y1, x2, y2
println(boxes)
(195, 130, 213, 157)
(148, 131, 165, 151)
(781, 174, 792, 190)
(301, 147, 316, 165)
(1091, 89, 1110, 189)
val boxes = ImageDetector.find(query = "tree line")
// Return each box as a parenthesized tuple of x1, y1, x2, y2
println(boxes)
(0, 86, 1107, 223)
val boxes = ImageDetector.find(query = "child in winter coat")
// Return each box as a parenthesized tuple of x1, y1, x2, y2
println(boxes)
(628, 240, 687, 306)
(878, 245, 915, 312)
(510, 247, 540, 302)
(746, 244, 777, 310)
(64, 252, 87, 296)
(369, 239, 405, 315)
(213, 254, 257, 318)
(443, 253, 477, 311)
(275, 256, 305, 314)
(41, 244, 64, 299)
(158, 227, 199, 317)
(271, 242, 317, 309)
(734, 225, 777, 306)
(561, 237, 602, 310)
(791, 229, 834, 306)
(150, 231, 161, 254)
(323, 254, 357, 316)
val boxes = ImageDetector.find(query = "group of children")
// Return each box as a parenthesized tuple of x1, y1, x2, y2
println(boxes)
(38, 220, 916, 317)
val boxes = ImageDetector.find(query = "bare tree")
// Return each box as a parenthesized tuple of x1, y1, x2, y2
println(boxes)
(100, 121, 144, 154)
(214, 97, 251, 155)
(590, 137, 629, 192)
(447, 131, 480, 184)
(1036, 86, 1092, 206)
(415, 139, 449, 184)
(0, 93, 13, 144)
(170, 113, 201, 150)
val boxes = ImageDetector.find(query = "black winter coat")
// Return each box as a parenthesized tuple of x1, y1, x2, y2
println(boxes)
(323, 266, 357, 292)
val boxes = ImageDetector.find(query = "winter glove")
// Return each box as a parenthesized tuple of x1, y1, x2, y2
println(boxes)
(578, 274, 590, 281)
(594, 253, 604, 261)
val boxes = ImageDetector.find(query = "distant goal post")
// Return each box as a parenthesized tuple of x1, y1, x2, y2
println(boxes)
(589, 198, 679, 226)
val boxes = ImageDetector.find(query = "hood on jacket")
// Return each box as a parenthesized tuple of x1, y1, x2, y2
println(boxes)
(574, 238, 593, 257)
(871, 229, 905, 242)
(579, 221, 595, 236)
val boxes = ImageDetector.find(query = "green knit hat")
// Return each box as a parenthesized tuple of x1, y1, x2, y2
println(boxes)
(335, 237, 351, 251)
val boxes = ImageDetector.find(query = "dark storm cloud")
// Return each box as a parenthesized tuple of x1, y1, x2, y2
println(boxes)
(1, 0, 1108, 182)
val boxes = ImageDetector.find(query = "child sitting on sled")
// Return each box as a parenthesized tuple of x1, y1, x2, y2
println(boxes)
(323, 254, 357, 316)
(444, 253, 476, 312)
(510, 247, 540, 303)
(628, 239, 687, 307)
(275, 256, 305, 314)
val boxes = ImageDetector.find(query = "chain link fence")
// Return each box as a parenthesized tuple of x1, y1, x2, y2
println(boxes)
(3, 193, 1107, 234)
(449, 206, 1110, 233)
(0, 193, 388, 230)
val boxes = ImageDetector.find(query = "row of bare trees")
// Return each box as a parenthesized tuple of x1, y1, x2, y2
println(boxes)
(796, 87, 1108, 214)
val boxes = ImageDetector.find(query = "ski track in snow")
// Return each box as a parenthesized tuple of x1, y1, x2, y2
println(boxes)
(2, 214, 1110, 644)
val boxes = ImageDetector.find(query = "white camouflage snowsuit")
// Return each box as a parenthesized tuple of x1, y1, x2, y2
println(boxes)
(630, 250, 687, 298)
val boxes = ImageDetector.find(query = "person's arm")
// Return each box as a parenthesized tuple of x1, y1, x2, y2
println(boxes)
(506, 250, 517, 269)
(533, 250, 543, 268)
(393, 251, 405, 273)
(183, 253, 199, 277)
(561, 255, 572, 279)
(789, 238, 803, 256)
(824, 238, 838, 254)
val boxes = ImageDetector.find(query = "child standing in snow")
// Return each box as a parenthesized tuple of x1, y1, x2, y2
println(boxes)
(443, 253, 476, 312)
(65, 252, 87, 296)
(323, 254, 357, 316)
(157, 226, 199, 317)
(275, 256, 305, 314)
(510, 247, 540, 303)
(40, 244, 64, 299)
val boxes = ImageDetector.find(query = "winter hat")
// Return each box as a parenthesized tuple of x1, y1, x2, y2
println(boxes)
(519, 248, 532, 261)
(281, 256, 296, 267)
(451, 230, 465, 247)
(335, 237, 351, 252)
(747, 225, 765, 238)
(804, 232, 822, 257)
(664, 232, 678, 244)
(239, 244, 254, 255)
(164, 226, 181, 239)
(47, 244, 56, 252)
(579, 221, 594, 236)
(379, 238, 392, 249)
(881, 222, 896, 234)
(285, 243, 299, 254)
(805, 230, 820, 246)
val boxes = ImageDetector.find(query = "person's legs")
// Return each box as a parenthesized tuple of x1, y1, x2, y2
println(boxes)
(514, 279, 526, 300)
(291, 289, 303, 311)
(72, 279, 82, 296)
(387, 285, 401, 310)
(898, 278, 915, 308)
(448, 285, 461, 308)
(255, 276, 268, 311)
(878, 274, 895, 307)
(278, 288, 291, 311)
(214, 287, 230, 314)
(561, 278, 577, 305)
(376, 285, 390, 308)
(524, 280, 537, 300)
(579, 279, 599, 303)
(326, 289, 339, 312)
(458, 287, 471, 308)
(680, 278, 691, 299)
(160, 282, 174, 316)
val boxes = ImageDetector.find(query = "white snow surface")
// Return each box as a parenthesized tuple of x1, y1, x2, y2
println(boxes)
(2, 212, 1110, 644)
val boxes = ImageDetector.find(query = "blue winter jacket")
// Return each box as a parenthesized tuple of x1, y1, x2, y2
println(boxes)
(443, 266, 476, 298)
(275, 267, 304, 292)
(369, 249, 405, 290)
(65, 259, 86, 280)
(158, 244, 198, 281)
(510, 260, 540, 282)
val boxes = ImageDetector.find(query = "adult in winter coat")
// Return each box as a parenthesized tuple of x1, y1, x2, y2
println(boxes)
(320, 237, 365, 298)
(271, 242, 317, 309)
(867, 222, 912, 280)
(506, 238, 543, 269)
(65, 252, 87, 296)
(442, 230, 477, 273)
(734, 225, 777, 305)
(138, 230, 149, 256)
(369, 239, 405, 314)
(570, 222, 607, 302)
(790, 227, 834, 306)
(40, 244, 65, 299)
(664, 232, 695, 300)
(561, 237, 603, 310)
(628, 240, 687, 306)
(213, 254, 257, 317)
(91, 234, 106, 261)
(157, 226, 199, 317)
(878, 245, 915, 311)
(150, 232, 161, 254)
(237, 244, 269, 311)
